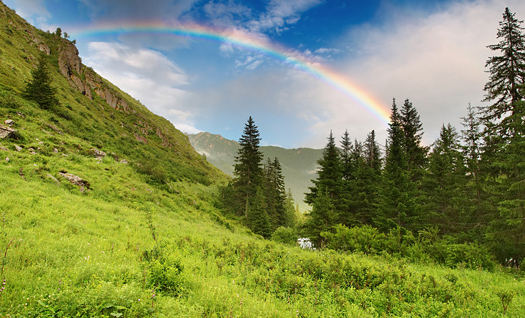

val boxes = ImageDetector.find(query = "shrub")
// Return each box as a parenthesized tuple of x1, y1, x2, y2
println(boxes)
(271, 226, 298, 246)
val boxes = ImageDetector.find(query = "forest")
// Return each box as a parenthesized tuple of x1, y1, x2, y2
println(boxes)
(219, 7, 525, 269)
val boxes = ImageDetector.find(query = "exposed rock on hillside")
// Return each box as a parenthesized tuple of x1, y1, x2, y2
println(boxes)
(59, 172, 90, 193)
(58, 41, 132, 113)
(0, 124, 17, 139)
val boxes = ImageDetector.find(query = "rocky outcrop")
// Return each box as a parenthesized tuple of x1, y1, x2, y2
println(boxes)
(59, 172, 90, 193)
(91, 148, 106, 159)
(54, 34, 174, 149)
(58, 42, 132, 112)
(0, 124, 16, 139)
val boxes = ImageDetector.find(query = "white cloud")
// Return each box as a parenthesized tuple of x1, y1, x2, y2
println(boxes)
(83, 42, 200, 133)
(203, 0, 252, 28)
(4, 0, 55, 30)
(250, 0, 322, 33)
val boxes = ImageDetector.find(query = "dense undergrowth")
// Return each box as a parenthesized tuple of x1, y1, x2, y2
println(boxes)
(1, 2, 525, 316)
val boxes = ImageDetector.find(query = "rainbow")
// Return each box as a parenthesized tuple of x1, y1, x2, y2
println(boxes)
(69, 22, 391, 125)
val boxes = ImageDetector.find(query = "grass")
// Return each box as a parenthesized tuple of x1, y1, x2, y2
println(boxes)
(0, 150, 524, 316)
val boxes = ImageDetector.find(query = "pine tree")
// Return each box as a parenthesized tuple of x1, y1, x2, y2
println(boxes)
(338, 131, 359, 226)
(264, 157, 287, 230)
(481, 7, 525, 263)
(232, 117, 264, 218)
(460, 103, 488, 239)
(483, 7, 525, 139)
(377, 99, 420, 231)
(356, 130, 382, 225)
(423, 124, 467, 235)
(23, 54, 58, 110)
(247, 187, 272, 238)
(305, 131, 343, 207)
(304, 189, 337, 247)
(400, 98, 427, 178)
(304, 131, 342, 243)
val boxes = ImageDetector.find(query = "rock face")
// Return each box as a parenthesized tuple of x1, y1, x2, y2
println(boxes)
(0, 124, 16, 139)
(58, 41, 131, 112)
(54, 35, 175, 148)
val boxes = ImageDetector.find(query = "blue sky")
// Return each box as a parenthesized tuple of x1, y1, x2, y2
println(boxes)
(5, 0, 525, 148)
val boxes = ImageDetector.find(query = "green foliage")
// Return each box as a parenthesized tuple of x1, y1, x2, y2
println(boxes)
(322, 225, 497, 270)
(143, 245, 186, 296)
(22, 53, 59, 110)
(271, 226, 298, 246)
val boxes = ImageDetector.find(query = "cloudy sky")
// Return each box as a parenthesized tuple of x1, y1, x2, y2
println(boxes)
(5, 0, 525, 148)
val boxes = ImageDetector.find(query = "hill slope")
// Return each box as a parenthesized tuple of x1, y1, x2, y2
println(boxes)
(188, 132, 323, 211)
(0, 3, 524, 317)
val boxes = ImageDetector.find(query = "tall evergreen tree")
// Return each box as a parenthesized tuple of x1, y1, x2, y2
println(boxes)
(356, 130, 382, 225)
(23, 53, 58, 110)
(364, 130, 382, 174)
(377, 99, 420, 231)
(304, 131, 342, 243)
(264, 157, 287, 230)
(423, 124, 467, 235)
(481, 7, 525, 263)
(232, 117, 264, 218)
(338, 131, 360, 226)
(305, 131, 343, 207)
(483, 7, 525, 139)
(247, 187, 272, 238)
(400, 98, 427, 178)
(304, 189, 337, 247)
(459, 103, 488, 239)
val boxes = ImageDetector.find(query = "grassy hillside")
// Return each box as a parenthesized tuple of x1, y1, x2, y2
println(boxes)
(188, 132, 322, 211)
(0, 2, 524, 317)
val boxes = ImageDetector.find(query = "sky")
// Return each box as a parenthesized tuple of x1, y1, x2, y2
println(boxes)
(5, 0, 525, 149)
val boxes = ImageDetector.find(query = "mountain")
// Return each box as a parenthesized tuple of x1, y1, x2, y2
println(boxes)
(1, 3, 523, 317)
(188, 132, 323, 211)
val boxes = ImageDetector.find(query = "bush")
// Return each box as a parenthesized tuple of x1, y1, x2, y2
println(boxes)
(142, 245, 186, 296)
(271, 226, 298, 246)
(321, 224, 497, 270)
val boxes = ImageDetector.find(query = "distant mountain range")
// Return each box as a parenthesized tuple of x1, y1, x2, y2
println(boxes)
(187, 132, 323, 211)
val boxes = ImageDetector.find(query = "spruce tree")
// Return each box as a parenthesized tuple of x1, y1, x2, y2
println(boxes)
(232, 117, 264, 218)
(338, 131, 359, 226)
(483, 7, 525, 139)
(23, 54, 58, 110)
(304, 189, 337, 247)
(400, 98, 427, 178)
(304, 131, 342, 243)
(481, 7, 525, 263)
(423, 124, 467, 234)
(356, 130, 382, 225)
(460, 103, 488, 240)
(305, 131, 343, 207)
(263, 157, 287, 230)
(377, 99, 420, 231)
(247, 187, 272, 238)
